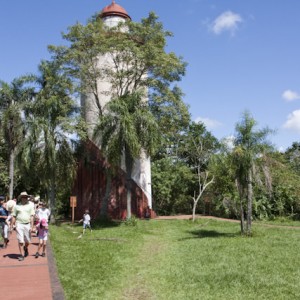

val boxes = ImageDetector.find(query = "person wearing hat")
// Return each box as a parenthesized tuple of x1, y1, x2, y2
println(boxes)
(6, 198, 16, 213)
(0, 196, 9, 248)
(11, 192, 35, 261)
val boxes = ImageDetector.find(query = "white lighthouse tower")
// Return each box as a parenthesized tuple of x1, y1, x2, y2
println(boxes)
(82, 1, 152, 210)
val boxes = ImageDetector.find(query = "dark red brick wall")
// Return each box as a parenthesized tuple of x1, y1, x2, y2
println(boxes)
(72, 140, 150, 220)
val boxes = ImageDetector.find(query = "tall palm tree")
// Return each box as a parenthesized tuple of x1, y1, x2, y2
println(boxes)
(94, 92, 159, 219)
(21, 60, 78, 221)
(233, 111, 273, 235)
(0, 77, 34, 198)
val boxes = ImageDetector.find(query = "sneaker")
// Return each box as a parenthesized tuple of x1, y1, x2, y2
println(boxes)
(18, 256, 24, 261)
(35, 252, 39, 258)
(24, 246, 29, 257)
(41, 252, 46, 257)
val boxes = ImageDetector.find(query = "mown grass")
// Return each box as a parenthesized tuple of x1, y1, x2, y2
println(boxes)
(255, 217, 300, 227)
(50, 218, 300, 300)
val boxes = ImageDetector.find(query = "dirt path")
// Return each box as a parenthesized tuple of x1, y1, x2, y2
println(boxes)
(155, 214, 239, 222)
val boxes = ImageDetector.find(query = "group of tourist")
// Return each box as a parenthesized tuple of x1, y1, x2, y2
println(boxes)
(0, 192, 50, 261)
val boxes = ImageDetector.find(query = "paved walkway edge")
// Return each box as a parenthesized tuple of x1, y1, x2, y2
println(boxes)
(47, 239, 65, 300)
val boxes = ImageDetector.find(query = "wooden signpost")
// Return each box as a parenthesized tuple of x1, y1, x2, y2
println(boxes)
(70, 196, 77, 223)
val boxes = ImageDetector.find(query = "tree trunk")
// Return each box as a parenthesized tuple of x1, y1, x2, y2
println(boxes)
(126, 182, 132, 220)
(100, 169, 112, 219)
(49, 175, 56, 224)
(235, 179, 245, 235)
(191, 172, 214, 222)
(240, 200, 245, 234)
(8, 150, 15, 199)
(125, 151, 133, 220)
(246, 169, 253, 235)
(192, 200, 197, 222)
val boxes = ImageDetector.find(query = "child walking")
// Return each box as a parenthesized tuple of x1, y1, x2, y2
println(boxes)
(35, 218, 49, 258)
(0, 198, 9, 248)
(79, 210, 92, 234)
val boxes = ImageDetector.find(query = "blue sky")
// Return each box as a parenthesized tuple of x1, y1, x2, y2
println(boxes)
(1, 0, 300, 151)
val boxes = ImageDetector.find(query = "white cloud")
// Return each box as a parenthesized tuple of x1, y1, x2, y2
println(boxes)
(282, 89, 300, 102)
(211, 11, 243, 35)
(283, 110, 300, 132)
(195, 117, 222, 130)
(222, 135, 235, 150)
(278, 146, 286, 153)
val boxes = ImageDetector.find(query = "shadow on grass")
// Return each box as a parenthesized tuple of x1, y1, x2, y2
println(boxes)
(92, 218, 122, 229)
(55, 218, 122, 229)
(88, 237, 127, 243)
(180, 229, 239, 240)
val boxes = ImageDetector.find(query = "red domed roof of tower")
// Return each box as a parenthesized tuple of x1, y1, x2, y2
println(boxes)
(100, 1, 131, 20)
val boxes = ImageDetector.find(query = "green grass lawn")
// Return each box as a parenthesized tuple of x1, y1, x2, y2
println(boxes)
(50, 218, 300, 300)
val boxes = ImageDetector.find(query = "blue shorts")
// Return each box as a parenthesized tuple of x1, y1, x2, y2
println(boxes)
(83, 223, 91, 229)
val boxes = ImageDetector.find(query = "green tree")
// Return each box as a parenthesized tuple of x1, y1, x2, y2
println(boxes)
(49, 12, 190, 141)
(49, 12, 190, 218)
(265, 151, 300, 219)
(233, 111, 273, 235)
(0, 77, 34, 198)
(285, 142, 300, 176)
(208, 151, 240, 218)
(151, 157, 193, 215)
(19, 60, 79, 221)
(178, 122, 219, 221)
(0, 131, 9, 194)
(49, 13, 189, 122)
(94, 92, 159, 219)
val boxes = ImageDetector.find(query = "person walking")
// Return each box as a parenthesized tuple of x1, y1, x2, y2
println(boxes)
(35, 218, 49, 258)
(6, 198, 16, 214)
(35, 201, 51, 222)
(11, 192, 35, 261)
(5, 198, 16, 231)
(79, 210, 92, 234)
(0, 196, 9, 248)
(34, 201, 50, 235)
